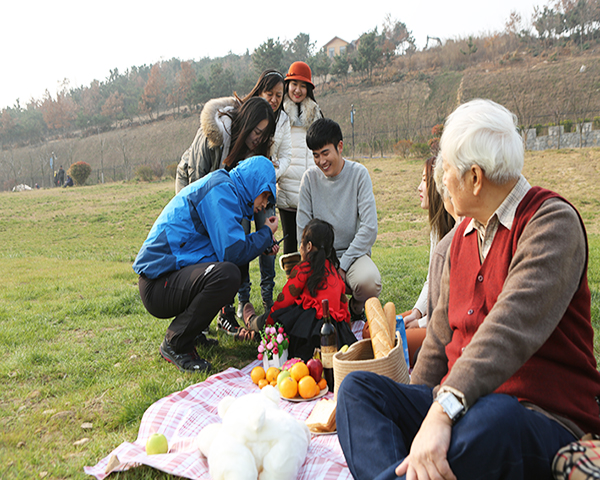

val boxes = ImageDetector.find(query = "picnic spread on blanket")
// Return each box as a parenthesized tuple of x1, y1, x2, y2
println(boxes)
(85, 317, 409, 480)
(84, 361, 349, 480)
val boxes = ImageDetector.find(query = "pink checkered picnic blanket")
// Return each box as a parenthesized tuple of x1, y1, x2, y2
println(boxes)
(84, 322, 365, 479)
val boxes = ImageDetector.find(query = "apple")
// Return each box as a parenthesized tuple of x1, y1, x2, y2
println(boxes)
(306, 358, 323, 383)
(146, 433, 168, 455)
(277, 369, 291, 390)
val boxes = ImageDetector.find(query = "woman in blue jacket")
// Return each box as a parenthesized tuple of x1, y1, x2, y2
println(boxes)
(133, 156, 279, 373)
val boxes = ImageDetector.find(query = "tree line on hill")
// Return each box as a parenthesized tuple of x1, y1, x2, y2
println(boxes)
(1, 0, 600, 152)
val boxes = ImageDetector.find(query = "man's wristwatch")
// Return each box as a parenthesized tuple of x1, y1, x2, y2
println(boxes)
(435, 391, 465, 422)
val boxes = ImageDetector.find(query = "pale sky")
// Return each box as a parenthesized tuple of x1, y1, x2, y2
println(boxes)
(1, 0, 544, 110)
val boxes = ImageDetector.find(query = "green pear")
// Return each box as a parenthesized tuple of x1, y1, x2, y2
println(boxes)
(277, 369, 291, 390)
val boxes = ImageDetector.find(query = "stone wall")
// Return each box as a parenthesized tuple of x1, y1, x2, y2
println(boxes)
(524, 122, 600, 150)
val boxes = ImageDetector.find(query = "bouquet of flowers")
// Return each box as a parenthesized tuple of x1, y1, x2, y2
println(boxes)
(257, 323, 289, 361)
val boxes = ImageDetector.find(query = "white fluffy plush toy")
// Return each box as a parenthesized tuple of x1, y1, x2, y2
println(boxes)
(196, 385, 311, 480)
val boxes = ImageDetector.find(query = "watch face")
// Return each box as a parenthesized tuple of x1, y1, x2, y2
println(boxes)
(437, 392, 464, 420)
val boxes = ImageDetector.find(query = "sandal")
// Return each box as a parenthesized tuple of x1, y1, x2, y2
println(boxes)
(235, 328, 258, 342)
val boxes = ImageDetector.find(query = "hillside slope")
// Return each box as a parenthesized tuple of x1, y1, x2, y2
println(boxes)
(3, 51, 600, 189)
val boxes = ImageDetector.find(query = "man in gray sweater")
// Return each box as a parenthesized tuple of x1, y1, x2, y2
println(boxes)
(297, 118, 381, 320)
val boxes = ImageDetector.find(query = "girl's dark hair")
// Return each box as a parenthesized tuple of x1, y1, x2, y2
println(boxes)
(426, 156, 455, 241)
(302, 219, 338, 297)
(238, 69, 285, 122)
(222, 97, 276, 170)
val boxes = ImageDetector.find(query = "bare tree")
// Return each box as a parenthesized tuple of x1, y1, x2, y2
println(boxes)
(506, 63, 541, 147)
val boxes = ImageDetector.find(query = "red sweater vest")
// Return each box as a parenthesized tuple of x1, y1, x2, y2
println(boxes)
(446, 187, 600, 434)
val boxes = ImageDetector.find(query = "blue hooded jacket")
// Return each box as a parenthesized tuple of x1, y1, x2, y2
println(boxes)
(133, 156, 276, 279)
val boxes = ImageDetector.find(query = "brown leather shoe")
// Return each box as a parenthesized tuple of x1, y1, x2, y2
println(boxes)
(242, 303, 257, 328)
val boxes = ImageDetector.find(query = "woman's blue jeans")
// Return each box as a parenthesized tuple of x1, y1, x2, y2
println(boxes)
(336, 371, 576, 480)
(238, 204, 276, 308)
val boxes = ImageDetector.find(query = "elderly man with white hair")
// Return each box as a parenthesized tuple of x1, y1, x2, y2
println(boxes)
(336, 99, 600, 480)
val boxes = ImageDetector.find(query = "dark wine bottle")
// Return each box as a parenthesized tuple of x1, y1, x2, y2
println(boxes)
(320, 298, 337, 392)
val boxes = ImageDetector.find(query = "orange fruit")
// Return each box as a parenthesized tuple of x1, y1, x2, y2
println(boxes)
(258, 379, 269, 389)
(298, 375, 317, 399)
(270, 380, 277, 386)
(313, 384, 321, 397)
(318, 378, 327, 390)
(290, 362, 309, 382)
(279, 377, 298, 398)
(266, 367, 280, 383)
(251, 366, 266, 385)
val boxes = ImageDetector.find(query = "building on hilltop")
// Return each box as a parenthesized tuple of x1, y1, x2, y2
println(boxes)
(323, 37, 351, 58)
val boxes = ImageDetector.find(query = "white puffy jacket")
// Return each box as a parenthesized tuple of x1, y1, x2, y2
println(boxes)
(270, 110, 292, 181)
(276, 96, 322, 210)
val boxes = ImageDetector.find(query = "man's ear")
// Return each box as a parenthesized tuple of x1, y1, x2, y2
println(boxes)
(337, 140, 344, 154)
(471, 165, 484, 196)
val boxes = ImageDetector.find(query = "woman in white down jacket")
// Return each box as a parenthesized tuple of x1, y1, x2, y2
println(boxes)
(278, 61, 322, 259)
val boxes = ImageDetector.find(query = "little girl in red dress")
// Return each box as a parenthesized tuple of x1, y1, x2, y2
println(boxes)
(242, 218, 357, 361)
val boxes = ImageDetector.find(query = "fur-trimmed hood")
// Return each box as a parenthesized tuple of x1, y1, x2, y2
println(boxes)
(200, 96, 241, 150)
(283, 96, 322, 129)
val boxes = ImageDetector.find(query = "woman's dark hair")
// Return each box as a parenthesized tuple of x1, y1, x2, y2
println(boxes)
(222, 97, 276, 170)
(301, 218, 338, 297)
(238, 69, 285, 122)
(426, 156, 455, 241)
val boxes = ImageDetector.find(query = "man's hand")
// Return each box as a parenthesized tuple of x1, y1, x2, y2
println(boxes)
(265, 216, 278, 234)
(395, 402, 456, 480)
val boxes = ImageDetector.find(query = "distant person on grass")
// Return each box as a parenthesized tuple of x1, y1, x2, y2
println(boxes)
(63, 175, 74, 188)
(336, 99, 600, 480)
(57, 165, 65, 187)
(133, 157, 279, 373)
(297, 118, 381, 322)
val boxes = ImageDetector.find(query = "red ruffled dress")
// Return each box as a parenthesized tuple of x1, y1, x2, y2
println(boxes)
(267, 259, 357, 362)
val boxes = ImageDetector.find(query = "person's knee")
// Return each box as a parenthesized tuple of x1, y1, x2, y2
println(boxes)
(215, 262, 242, 294)
(349, 277, 382, 302)
(453, 394, 523, 444)
(346, 258, 382, 302)
(338, 371, 378, 403)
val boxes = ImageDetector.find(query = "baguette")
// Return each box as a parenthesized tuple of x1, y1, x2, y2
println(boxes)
(305, 399, 337, 433)
(383, 302, 397, 344)
(365, 297, 393, 358)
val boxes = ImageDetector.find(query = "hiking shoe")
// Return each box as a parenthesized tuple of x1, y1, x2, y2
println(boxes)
(159, 339, 211, 373)
(194, 332, 219, 348)
(218, 304, 240, 335)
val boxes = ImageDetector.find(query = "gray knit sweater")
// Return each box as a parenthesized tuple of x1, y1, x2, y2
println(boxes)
(296, 159, 378, 272)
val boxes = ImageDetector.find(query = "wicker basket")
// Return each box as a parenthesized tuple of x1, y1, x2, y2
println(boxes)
(332, 331, 409, 400)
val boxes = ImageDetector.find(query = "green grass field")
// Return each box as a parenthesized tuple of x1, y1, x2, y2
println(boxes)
(1, 150, 600, 479)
